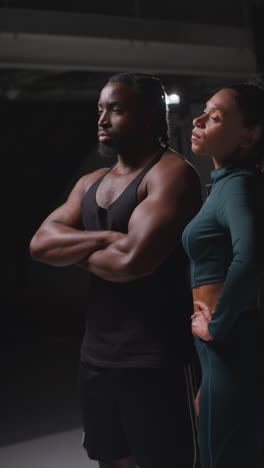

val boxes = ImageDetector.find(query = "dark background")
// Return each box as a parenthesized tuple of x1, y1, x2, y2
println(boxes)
(1, 0, 263, 462)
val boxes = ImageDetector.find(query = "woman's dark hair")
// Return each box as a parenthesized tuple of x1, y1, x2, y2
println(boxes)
(108, 72, 170, 149)
(229, 73, 264, 167)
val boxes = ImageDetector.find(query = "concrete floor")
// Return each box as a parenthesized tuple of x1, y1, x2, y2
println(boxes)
(0, 428, 97, 468)
(0, 325, 97, 468)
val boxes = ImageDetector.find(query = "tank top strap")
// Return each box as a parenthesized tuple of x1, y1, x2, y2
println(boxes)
(86, 166, 112, 197)
(140, 146, 165, 176)
(129, 145, 166, 187)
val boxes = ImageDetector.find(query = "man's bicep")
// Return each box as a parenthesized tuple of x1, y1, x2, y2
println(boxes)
(128, 194, 179, 238)
(125, 183, 189, 263)
(129, 164, 200, 258)
(129, 164, 200, 242)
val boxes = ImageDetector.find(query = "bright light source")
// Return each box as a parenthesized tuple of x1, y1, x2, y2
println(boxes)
(165, 93, 180, 105)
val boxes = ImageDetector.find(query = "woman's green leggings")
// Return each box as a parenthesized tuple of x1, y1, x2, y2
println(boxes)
(195, 309, 264, 468)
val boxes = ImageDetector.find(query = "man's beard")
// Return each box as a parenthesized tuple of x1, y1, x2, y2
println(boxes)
(97, 131, 141, 161)
(98, 141, 118, 161)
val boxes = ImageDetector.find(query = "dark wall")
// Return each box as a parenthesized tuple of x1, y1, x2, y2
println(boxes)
(4, 97, 104, 339)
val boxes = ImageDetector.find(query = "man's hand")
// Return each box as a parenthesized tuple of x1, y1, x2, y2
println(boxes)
(76, 232, 126, 271)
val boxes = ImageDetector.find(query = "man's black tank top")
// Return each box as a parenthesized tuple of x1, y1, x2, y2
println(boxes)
(80, 149, 194, 367)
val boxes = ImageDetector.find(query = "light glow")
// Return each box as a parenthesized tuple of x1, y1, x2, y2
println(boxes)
(165, 93, 180, 105)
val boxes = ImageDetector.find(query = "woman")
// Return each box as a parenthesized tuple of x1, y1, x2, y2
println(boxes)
(182, 75, 264, 468)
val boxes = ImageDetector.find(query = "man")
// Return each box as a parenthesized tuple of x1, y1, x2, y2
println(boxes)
(30, 72, 202, 468)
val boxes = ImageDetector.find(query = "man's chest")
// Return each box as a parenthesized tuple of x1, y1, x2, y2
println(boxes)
(96, 171, 145, 209)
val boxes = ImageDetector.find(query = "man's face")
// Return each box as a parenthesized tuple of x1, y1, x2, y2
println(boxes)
(97, 82, 148, 158)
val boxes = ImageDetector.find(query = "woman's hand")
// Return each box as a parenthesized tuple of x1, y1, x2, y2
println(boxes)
(191, 300, 214, 341)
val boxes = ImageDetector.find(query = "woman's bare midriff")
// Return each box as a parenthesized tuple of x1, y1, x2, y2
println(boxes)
(192, 282, 224, 312)
(192, 282, 258, 312)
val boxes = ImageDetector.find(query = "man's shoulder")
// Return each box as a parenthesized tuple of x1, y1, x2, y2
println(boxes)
(157, 149, 200, 179)
(75, 167, 109, 194)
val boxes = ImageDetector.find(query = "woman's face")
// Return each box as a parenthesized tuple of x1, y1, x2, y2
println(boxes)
(191, 88, 251, 166)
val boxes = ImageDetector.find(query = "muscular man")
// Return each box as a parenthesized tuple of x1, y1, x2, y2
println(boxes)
(30, 72, 202, 468)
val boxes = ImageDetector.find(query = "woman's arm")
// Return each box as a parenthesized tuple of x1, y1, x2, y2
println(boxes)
(207, 173, 263, 341)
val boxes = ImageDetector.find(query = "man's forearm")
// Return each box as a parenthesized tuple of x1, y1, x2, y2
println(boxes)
(30, 222, 117, 267)
(78, 238, 151, 282)
(80, 252, 138, 282)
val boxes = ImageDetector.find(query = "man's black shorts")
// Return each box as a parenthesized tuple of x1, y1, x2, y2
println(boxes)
(79, 362, 198, 468)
